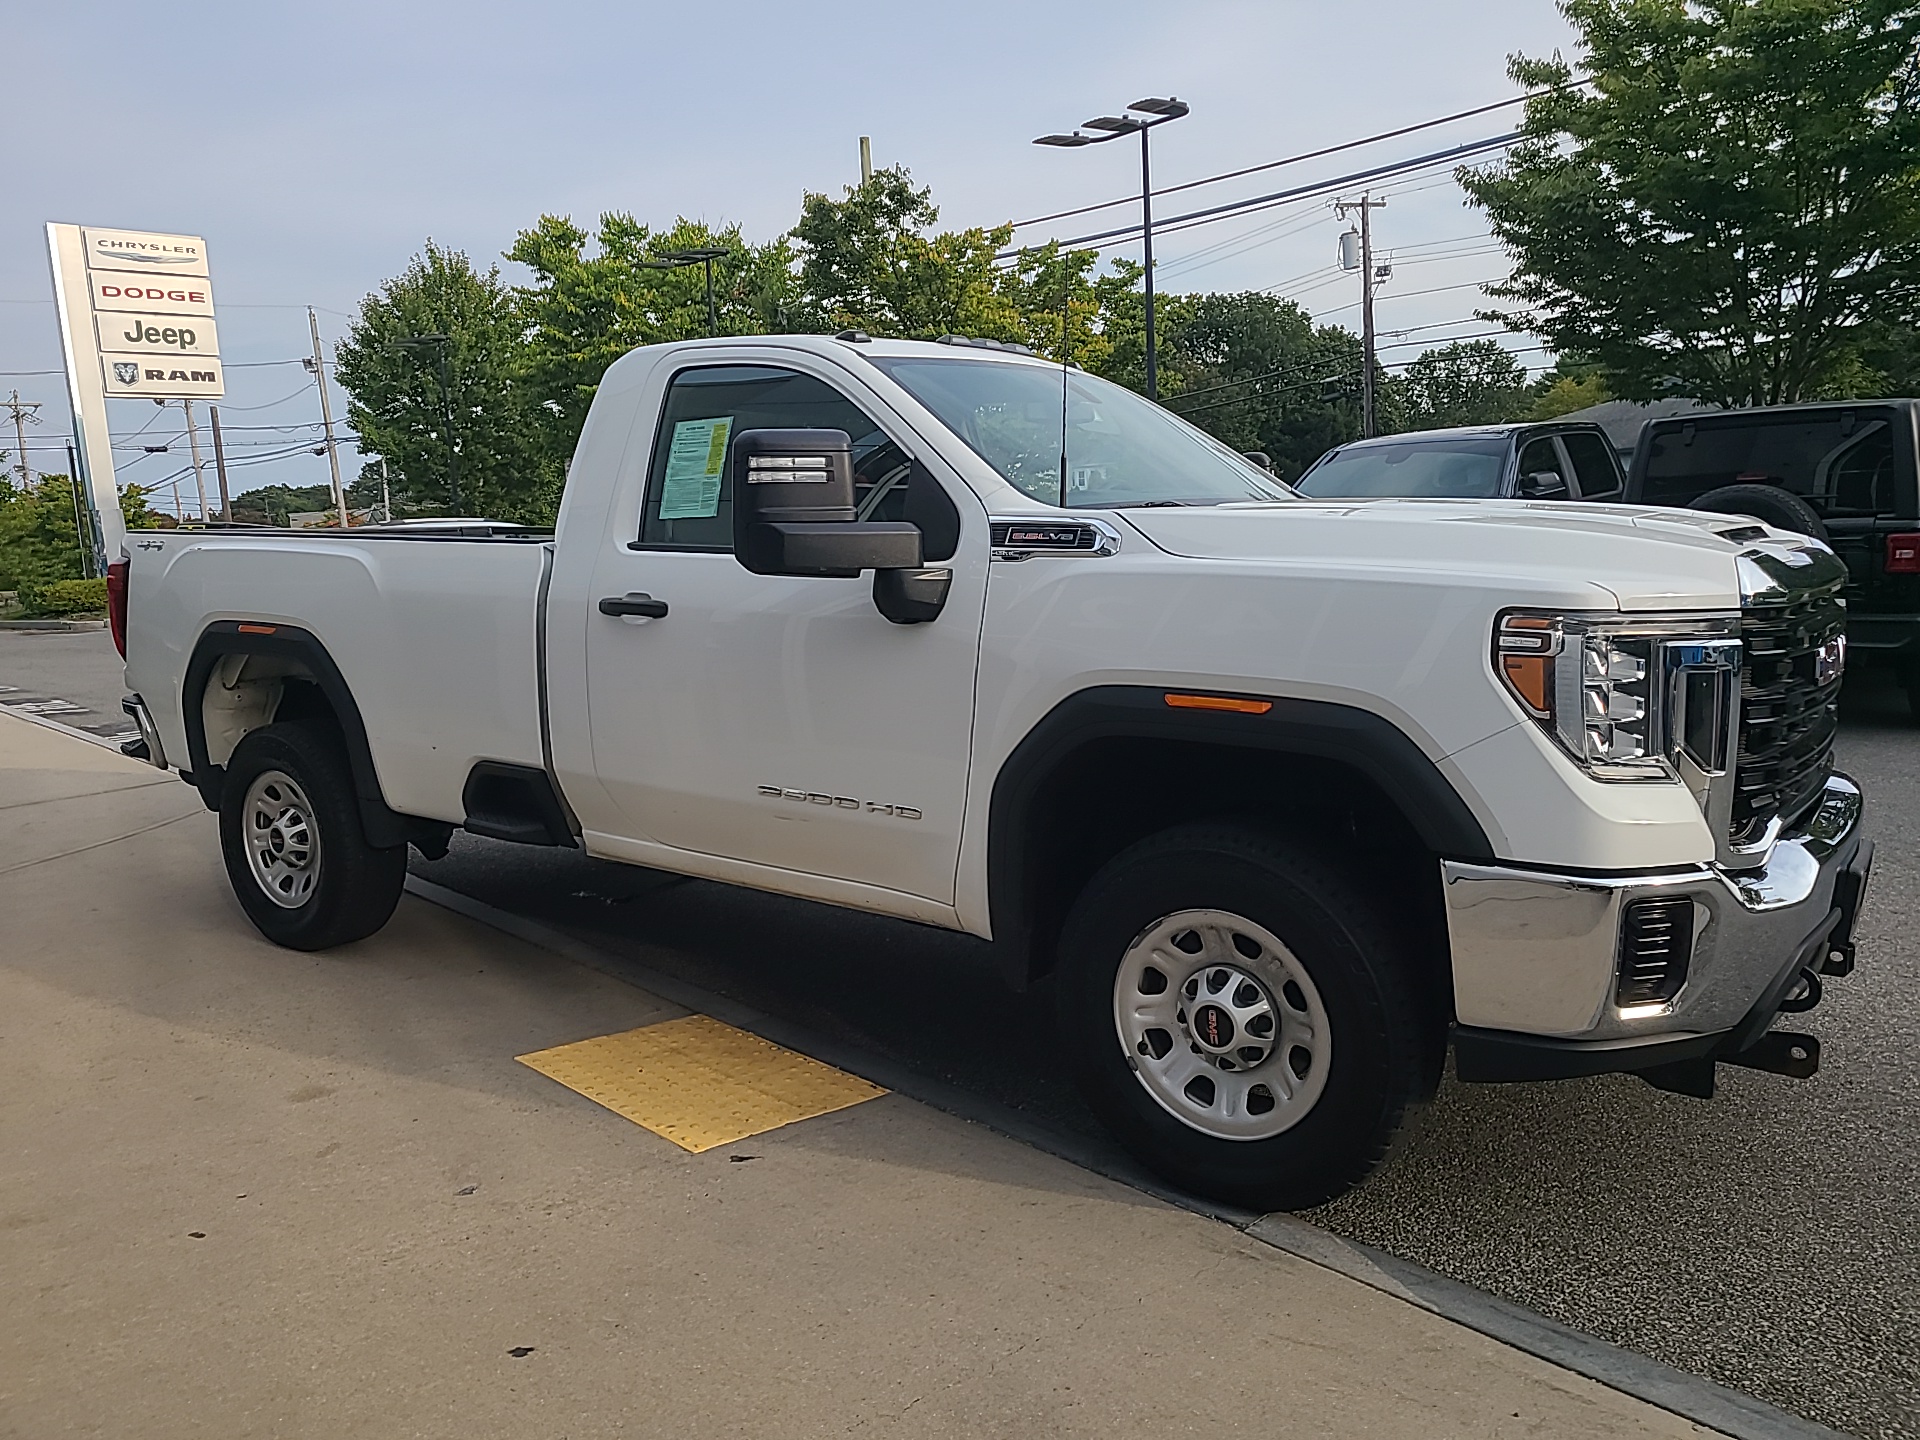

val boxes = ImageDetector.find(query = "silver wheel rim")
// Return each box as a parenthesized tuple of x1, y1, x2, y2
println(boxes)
(1113, 908, 1332, 1142)
(242, 769, 322, 909)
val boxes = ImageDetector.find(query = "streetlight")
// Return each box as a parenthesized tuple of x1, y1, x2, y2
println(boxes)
(394, 333, 461, 513)
(643, 247, 729, 337)
(1034, 96, 1189, 400)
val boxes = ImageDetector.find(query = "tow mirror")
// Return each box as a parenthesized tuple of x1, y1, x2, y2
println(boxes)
(732, 428, 921, 577)
(1519, 470, 1569, 499)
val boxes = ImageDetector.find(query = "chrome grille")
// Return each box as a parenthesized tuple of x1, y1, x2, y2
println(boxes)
(1733, 577, 1845, 848)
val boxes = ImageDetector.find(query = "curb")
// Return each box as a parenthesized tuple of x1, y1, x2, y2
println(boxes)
(0, 618, 107, 631)
(404, 875, 1849, 1440)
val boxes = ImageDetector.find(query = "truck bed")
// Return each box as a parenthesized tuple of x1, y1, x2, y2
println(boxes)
(125, 527, 552, 824)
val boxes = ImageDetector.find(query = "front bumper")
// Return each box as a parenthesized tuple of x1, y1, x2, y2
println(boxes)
(1443, 772, 1870, 1083)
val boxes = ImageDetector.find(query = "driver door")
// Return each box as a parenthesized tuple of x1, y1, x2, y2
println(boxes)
(579, 360, 987, 908)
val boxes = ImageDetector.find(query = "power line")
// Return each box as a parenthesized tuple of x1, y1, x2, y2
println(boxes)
(1002, 131, 1520, 258)
(1009, 91, 1547, 230)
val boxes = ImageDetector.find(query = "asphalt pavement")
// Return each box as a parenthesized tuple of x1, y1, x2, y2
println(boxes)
(6, 626, 1915, 1439)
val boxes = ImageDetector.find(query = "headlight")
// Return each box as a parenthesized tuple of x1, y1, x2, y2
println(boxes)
(1494, 612, 1741, 793)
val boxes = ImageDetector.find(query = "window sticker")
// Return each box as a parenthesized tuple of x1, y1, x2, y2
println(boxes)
(659, 416, 733, 519)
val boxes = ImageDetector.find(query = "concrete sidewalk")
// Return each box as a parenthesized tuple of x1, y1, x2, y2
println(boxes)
(0, 711, 1721, 1439)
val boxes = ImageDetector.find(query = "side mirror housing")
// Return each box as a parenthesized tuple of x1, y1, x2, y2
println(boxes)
(1519, 470, 1569, 499)
(732, 428, 921, 577)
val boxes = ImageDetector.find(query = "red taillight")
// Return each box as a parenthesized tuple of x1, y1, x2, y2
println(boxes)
(1888, 533, 1920, 575)
(106, 558, 130, 658)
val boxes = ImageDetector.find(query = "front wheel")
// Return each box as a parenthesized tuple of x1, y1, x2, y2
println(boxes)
(1057, 825, 1436, 1210)
(219, 721, 406, 950)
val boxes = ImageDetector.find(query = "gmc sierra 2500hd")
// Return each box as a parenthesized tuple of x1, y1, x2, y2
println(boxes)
(112, 334, 1873, 1208)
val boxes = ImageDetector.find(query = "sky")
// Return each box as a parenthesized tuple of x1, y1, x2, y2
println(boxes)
(3, 0, 1578, 515)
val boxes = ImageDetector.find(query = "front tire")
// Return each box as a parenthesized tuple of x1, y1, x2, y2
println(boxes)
(219, 721, 406, 950)
(1057, 825, 1436, 1210)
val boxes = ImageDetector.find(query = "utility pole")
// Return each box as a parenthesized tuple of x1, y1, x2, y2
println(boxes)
(4, 390, 41, 484)
(308, 307, 348, 527)
(1335, 193, 1387, 437)
(182, 399, 210, 523)
(209, 405, 232, 524)
(379, 457, 392, 523)
(859, 135, 872, 183)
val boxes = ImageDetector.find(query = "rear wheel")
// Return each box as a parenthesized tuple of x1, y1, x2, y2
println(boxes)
(219, 721, 406, 950)
(1057, 825, 1435, 1210)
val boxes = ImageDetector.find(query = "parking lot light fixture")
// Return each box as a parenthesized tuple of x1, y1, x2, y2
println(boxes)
(643, 248, 731, 337)
(1032, 96, 1190, 399)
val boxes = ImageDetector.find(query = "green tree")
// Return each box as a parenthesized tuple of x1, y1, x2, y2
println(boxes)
(334, 242, 556, 523)
(1395, 339, 1535, 428)
(791, 167, 1022, 341)
(0, 474, 93, 590)
(509, 214, 805, 457)
(1146, 293, 1369, 479)
(1462, 0, 1920, 406)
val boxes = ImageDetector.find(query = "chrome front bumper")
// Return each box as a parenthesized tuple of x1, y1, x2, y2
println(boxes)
(1443, 773, 1868, 1078)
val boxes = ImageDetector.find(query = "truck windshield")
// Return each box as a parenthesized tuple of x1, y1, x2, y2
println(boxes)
(1295, 437, 1509, 498)
(867, 356, 1292, 507)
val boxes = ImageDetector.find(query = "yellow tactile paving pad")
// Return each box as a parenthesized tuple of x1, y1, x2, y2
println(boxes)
(516, 1014, 887, 1152)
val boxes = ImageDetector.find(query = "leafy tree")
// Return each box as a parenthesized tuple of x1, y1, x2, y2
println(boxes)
(791, 167, 1022, 341)
(0, 475, 94, 590)
(1395, 339, 1535, 428)
(509, 214, 805, 459)
(1148, 293, 1369, 479)
(1530, 372, 1613, 418)
(1462, 0, 1920, 406)
(334, 242, 557, 523)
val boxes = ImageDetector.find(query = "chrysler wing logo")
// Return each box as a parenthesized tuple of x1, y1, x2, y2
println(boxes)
(112, 362, 139, 385)
(1815, 634, 1846, 686)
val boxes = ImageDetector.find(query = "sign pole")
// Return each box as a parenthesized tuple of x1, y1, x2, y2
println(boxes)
(46, 223, 122, 569)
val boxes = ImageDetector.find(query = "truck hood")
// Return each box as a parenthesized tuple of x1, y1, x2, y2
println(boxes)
(1114, 498, 1816, 612)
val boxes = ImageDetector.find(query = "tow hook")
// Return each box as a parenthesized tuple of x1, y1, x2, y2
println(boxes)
(1777, 967, 1824, 1014)
(1725, 1030, 1820, 1080)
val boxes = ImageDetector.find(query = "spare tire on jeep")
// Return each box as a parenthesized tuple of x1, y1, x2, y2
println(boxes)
(1686, 483, 1830, 542)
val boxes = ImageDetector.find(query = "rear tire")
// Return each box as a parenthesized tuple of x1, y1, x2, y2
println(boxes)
(1057, 824, 1436, 1211)
(219, 721, 406, 950)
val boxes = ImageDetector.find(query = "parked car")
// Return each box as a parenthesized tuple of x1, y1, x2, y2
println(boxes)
(110, 335, 1871, 1209)
(1294, 421, 1625, 501)
(1622, 401, 1920, 718)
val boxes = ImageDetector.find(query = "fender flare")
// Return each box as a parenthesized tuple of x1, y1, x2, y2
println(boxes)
(180, 620, 411, 849)
(985, 685, 1494, 981)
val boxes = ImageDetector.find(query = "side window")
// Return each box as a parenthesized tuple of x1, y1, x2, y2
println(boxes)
(638, 365, 907, 550)
(1515, 437, 1569, 496)
(1560, 431, 1623, 498)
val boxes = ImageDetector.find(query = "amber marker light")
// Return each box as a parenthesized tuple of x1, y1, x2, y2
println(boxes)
(1494, 614, 1556, 718)
(236, 623, 278, 635)
(1164, 693, 1274, 715)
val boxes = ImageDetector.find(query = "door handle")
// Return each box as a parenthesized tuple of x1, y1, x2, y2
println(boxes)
(598, 592, 669, 619)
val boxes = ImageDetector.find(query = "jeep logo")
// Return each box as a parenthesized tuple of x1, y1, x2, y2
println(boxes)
(119, 320, 200, 350)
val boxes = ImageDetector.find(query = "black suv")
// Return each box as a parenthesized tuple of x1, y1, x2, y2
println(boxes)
(1296, 422, 1624, 502)
(1623, 402, 1920, 717)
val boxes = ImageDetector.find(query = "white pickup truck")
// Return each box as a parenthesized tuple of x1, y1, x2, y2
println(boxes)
(113, 334, 1873, 1208)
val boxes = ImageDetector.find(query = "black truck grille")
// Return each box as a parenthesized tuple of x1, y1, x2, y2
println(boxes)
(1732, 583, 1845, 848)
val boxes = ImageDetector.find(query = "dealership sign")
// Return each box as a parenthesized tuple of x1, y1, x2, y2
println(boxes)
(75, 227, 224, 399)
(47, 222, 230, 562)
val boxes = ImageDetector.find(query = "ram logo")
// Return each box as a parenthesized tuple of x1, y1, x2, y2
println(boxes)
(756, 785, 922, 820)
(112, 362, 139, 386)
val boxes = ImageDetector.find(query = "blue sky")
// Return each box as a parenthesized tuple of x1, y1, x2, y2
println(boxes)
(4, 0, 1576, 512)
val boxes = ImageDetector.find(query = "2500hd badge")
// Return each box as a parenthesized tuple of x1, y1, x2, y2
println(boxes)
(757, 785, 923, 820)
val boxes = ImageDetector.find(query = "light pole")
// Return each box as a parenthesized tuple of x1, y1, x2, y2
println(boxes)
(643, 247, 729, 337)
(395, 333, 461, 513)
(1035, 96, 1189, 401)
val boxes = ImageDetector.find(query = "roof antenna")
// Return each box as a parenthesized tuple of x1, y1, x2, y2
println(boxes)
(1058, 260, 1071, 510)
